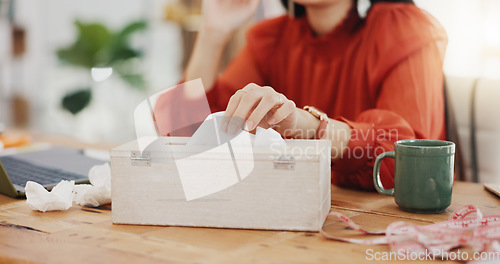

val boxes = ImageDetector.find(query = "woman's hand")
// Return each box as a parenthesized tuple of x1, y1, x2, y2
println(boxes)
(202, 0, 261, 36)
(186, 0, 261, 96)
(223, 83, 298, 136)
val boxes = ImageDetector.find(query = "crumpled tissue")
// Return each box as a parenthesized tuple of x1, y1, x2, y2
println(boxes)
(25, 162, 111, 212)
(73, 162, 111, 207)
(187, 111, 285, 147)
(25, 180, 75, 212)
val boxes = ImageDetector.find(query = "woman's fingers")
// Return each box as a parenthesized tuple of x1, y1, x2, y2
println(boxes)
(245, 93, 283, 131)
(268, 99, 296, 126)
(222, 90, 245, 130)
(228, 91, 261, 134)
(224, 83, 258, 118)
(203, 0, 261, 35)
(224, 84, 296, 135)
(224, 84, 260, 134)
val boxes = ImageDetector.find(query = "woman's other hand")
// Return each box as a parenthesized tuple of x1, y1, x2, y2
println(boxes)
(186, 0, 261, 95)
(202, 0, 261, 36)
(223, 83, 298, 136)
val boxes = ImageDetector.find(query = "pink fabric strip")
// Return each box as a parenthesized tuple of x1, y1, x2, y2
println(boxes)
(320, 205, 500, 257)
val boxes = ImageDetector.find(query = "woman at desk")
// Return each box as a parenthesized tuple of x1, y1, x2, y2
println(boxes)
(158, 0, 447, 190)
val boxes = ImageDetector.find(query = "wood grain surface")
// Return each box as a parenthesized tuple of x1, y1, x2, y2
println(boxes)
(1, 181, 499, 264)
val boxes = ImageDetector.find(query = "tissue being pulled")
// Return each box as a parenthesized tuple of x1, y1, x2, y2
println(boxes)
(25, 163, 111, 212)
(187, 111, 285, 147)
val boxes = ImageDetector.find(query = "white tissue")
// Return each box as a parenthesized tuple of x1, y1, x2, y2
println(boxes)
(254, 127, 286, 147)
(73, 163, 111, 207)
(25, 162, 112, 212)
(187, 112, 243, 147)
(187, 112, 285, 147)
(25, 180, 75, 212)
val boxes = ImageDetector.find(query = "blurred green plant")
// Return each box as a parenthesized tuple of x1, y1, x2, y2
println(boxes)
(57, 20, 147, 114)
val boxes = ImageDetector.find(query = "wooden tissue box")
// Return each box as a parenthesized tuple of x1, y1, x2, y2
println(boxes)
(110, 137, 331, 231)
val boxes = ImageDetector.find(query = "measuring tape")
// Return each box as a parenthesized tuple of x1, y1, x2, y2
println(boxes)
(320, 205, 500, 257)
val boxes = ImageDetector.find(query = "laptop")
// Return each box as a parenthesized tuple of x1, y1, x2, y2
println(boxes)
(0, 147, 105, 198)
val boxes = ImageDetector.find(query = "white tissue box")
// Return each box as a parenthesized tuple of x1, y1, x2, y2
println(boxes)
(110, 137, 331, 231)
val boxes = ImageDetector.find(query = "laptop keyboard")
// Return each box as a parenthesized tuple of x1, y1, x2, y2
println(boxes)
(0, 156, 86, 187)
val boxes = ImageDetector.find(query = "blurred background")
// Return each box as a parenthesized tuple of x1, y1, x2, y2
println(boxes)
(0, 0, 499, 144)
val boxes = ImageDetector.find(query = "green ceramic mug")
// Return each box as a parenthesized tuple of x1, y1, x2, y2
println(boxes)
(373, 139, 455, 213)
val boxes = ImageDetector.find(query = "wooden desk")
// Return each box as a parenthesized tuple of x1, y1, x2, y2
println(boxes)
(1, 181, 499, 264)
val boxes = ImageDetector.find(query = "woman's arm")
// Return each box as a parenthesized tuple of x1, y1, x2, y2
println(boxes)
(184, 0, 261, 97)
(185, 29, 230, 96)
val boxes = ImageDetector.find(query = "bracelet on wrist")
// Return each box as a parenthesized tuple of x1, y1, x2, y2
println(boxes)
(303, 106, 330, 140)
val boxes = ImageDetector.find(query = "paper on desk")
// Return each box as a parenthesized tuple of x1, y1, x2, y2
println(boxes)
(25, 163, 111, 212)
(187, 112, 285, 148)
(25, 180, 75, 212)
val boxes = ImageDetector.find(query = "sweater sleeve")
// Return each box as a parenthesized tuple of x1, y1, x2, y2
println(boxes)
(331, 5, 448, 189)
(332, 43, 447, 190)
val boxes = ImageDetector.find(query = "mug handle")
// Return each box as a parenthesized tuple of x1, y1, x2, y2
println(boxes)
(373, 151, 395, 196)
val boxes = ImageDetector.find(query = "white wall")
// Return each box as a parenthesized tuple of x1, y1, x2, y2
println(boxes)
(416, 0, 500, 80)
